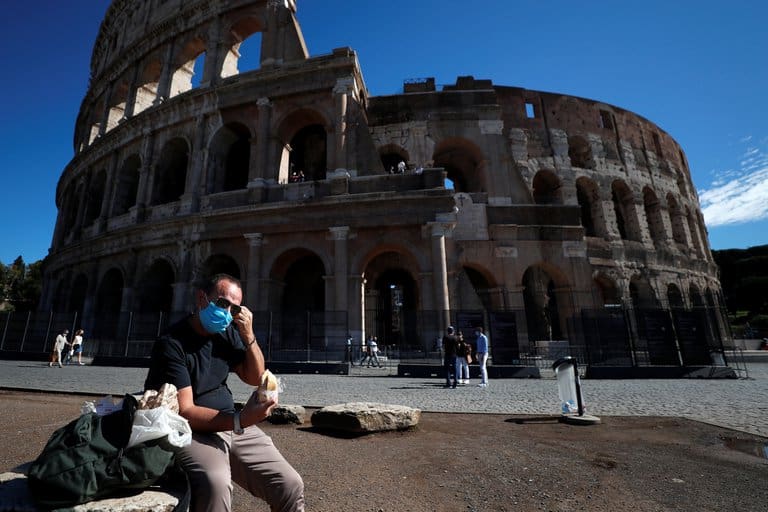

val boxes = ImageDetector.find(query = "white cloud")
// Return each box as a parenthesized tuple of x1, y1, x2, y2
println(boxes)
(699, 138, 768, 227)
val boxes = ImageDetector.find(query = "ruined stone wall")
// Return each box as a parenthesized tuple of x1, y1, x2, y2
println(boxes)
(41, 0, 724, 350)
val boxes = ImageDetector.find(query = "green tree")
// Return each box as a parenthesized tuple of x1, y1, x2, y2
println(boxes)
(0, 256, 43, 311)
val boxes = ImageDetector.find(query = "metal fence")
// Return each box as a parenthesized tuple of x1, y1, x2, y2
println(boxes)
(0, 305, 733, 368)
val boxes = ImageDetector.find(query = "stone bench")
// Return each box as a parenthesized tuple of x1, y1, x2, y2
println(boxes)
(0, 465, 183, 512)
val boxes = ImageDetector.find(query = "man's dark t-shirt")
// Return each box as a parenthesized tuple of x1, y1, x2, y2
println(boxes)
(442, 334, 458, 361)
(144, 316, 247, 414)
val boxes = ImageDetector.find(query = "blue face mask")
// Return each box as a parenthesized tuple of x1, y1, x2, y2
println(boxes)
(199, 302, 233, 334)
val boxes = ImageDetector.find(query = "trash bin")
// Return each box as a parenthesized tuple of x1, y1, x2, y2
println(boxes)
(552, 357, 583, 416)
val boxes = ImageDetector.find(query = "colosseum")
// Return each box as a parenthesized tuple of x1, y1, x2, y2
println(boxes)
(38, 0, 731, 375)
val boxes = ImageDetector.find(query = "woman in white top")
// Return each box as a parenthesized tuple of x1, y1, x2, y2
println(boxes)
(72, 329, 85, 365)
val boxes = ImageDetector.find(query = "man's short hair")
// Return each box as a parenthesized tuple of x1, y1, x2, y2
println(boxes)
(195, 273, 242, 295)
(446, 326, 454, 334)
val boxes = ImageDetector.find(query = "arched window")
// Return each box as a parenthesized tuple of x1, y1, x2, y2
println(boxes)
(643, 187, 665, 246)
(113, 155, 141, 216)
(568, 136, 593, 169)
(152, 138, 189, 205)
(532, 170, 561, 205)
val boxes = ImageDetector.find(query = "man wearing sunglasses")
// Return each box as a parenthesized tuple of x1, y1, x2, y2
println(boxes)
(145, 273, 304, 512)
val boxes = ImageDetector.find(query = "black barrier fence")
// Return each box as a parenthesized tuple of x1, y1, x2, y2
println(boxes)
(0, 305, 732, 367)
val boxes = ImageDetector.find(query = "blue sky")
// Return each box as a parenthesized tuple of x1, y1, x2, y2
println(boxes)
(1, 1, 766, 265)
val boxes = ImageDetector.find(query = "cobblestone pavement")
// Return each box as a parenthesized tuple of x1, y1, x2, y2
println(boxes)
(1, 360, 765, 437)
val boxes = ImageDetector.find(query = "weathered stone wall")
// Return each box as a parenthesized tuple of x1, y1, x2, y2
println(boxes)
(41, 0, 724, 351)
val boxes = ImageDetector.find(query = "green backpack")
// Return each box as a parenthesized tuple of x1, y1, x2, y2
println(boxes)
(27, 394, 181, 509)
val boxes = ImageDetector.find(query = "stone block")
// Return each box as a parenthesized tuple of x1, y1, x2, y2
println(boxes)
(0, 469, 180, 512)
(268, 404, 307, 425)
(310, 402, 420, 434)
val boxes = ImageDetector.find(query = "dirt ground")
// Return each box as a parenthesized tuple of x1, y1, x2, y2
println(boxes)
(1, 389, 766, 512)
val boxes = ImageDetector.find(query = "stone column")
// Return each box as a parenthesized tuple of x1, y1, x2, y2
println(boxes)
(182, 115, 208, 213)
(430, 222, 452, 330)
(155, 42, 175, 104)
(253, 97, 272, 182)
(172, 240, 195, 313)
(97, 151, 120, 231)
(244, 233, 264, 308)
(333, 78, 353, 171)
(133, 130, 156, 221)
(329, 226, 350, 311)
(123, 64, 140, 119)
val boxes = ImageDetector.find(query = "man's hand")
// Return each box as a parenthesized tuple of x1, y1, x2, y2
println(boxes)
(233, 305, 255, 346)
(240, 389, 277, 427)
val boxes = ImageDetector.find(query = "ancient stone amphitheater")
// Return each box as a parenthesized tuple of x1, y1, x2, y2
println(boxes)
(39, 0, 728, 368)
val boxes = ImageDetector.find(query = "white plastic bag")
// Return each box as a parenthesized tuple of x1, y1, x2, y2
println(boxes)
(127, 406, 192, 449)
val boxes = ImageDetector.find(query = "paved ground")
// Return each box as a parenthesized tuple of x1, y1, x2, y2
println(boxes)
(1, 359, 766, 437)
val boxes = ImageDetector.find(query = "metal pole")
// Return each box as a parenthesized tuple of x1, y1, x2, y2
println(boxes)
(19, 311, 31, 352)
(71, 311, 79, 337)
(306, 311, 311, 362)
(1, 312, 10, 350)
(156, 311, 164, 337)
(267, 311, 273, 362)
(573, 359, 585, 416)
(124, 312, 133, 357)
(43, 311, 53, 353)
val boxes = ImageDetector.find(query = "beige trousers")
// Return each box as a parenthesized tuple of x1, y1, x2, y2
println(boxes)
(177, 425, 304, 512)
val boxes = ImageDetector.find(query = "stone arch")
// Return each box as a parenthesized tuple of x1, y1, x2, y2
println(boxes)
(593, 273, 620, 307)
(68, 273, 89, 314)
(689, 283, 704, 308)
(84, 169, 107, 226)
(629, 275, 659, 309)
(136, 259, 176, 312)
(199, 254, 242, 281)
(362, 250, 421, 348)
(269, 249, 327, 351)
(113, 154, 141, 216)
(676, 170, 688, 197)
(611, 180, 641, 241)
(576, 176, 606, 238)
(456, 264, 499, 311)
(686, 207, 703, 256)
(270, 249, 326, 313)
(532, 170, 562, 204)
(667, 283, 684, 309)
(133, 56, 162, 115)
(522, 264, 569, 342)
(276, 108, 330, 183)
(568, 135, 594, 169)
(378, 143, 409, 174)
(152, 137, 189, 205)
(208, 122, 251, 193)
(86, 95, 105, 146)
(666, 194, 687, 245)
(222, 16, 265, 78)
(432, 138, 485, 193)
(51, 277, 68, 313)
(105, 77, 130, 131)
(170, 35, 207, 98)
(59, 181, 81, 239)
(94, 267, 124, 339)
(642, 186, 666, 247)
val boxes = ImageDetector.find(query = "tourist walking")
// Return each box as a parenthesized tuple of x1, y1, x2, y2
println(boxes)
(475, 327, 489, 387)
(361, 335, 382, 367)
(72, 329, 85, 365)
(48, 329, 68, 368)
(442, 326, 458, 388)
(456, 332, 471, 384)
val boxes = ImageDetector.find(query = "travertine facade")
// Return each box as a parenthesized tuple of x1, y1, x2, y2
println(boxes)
(40, 0, 724, 361)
